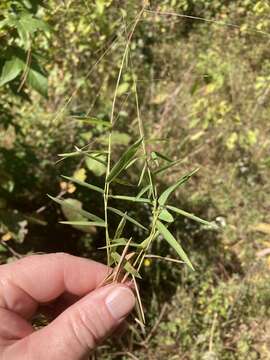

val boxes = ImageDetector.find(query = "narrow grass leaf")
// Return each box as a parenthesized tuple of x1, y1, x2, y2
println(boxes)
(158, 168, 199, 206)
(85, 154, 107, 166)
(136, 185, 151, 199)
(99, 239, 142, 249)
(114, 213, 127, 239)
(60, 221, 106, 227)
(107, 207, 147, 231)
(48, 195, 104, 222)
(109, 195, 151, 204)
(133, 275, 145, 323)
(106, 138, 143, 183)
(151, 151, 173, 163)
(58, 150, 108, 158)
(156, 220, 194, 270)
(153, 158, 183, 175)
(111, 252, 142, 279)
(138, 163, 147, 186)
(158, 209, 174, 223)
(167, 205, 217, 228)
(62, 176, 104, 194)
(72, 116, 111, 128)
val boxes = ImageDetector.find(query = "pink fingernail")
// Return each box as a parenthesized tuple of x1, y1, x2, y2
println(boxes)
(105, 286, 135, 320)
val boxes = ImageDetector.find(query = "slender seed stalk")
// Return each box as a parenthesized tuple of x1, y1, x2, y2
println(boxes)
(103, 5, 147, 266)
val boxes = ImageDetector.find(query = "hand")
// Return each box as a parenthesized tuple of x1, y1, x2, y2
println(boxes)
(0, 253, 135, 359)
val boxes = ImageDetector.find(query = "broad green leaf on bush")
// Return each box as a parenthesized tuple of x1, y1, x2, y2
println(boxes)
(16, 13, 50, 48)
(85, 155, 107, 176)
(158, 209, 174, 223)
(158, 168, 199, 206)
(0, 244, 7, 253)
(106, 138, 143, 183)
(73, 168, 87, 182)
(20, 13, 50, 34)
(0, 19, 8, 30)
(167, 205, 217, 228)
(26, 67, 48, 97)
(99, 131, 131, 146)
(96, 0, 105, 15)
(62, 176, 104, 194)
(49, 196, 104, 223)
(156, 220, 194, 270)
(86, 154, 107, 165)
(117, 82, 129, 96)
(0, 57, 24, 86)
(107, 207, 147, 231)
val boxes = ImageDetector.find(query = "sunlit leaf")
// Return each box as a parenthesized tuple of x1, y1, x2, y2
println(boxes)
(60, 221, 106, 227)
(85, 155, 107, 176)
(158, 209, 174, 223)
(153, 159, 183, 175)
(136, 185, 151, 199)
(114, 213, 127, 239)
(107, 207, 147, 231)
(156, 220, 194, 270)
(167, 205, 217, 228)
(61, 176, 104, 194)
(151, 151, 173, 163)
(106, 138, 143, 183)
(109, 195, 151, 203)
(158, 168, 199, 206)
(0, 57, 24, 86)
(73, 168, 87, 182)
(72, 116, 111, 128)
(48, 195, 104, 223)
(26, 67, 48, 97)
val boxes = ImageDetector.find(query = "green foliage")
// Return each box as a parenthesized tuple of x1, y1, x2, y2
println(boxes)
(1, 1, 270, 359)
(0, 0, 49, 96)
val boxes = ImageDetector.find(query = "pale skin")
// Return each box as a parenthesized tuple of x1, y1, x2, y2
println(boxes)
(0, 253, 135, 359)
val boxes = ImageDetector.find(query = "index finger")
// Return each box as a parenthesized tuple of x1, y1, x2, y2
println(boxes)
(0, 253, 111, 318)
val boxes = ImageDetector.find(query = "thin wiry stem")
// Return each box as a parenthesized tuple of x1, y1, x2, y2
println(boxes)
(103, 5, 147, 265)
(144, 9, 270, 37)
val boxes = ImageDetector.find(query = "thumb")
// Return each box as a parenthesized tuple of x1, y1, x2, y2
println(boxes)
(8, 284, 135, 360)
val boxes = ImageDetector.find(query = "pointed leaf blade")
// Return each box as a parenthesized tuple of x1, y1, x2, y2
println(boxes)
(61, 176, 104, 194)
(158, 209, 174, 223)
(0, 57, 24, 86)
(156, 220, 194, 270)
(48, 195, 104, 223)
(106, 138, 143, 183)
(107, 207, 147, 231)
(167, 205, 218, 228)
(158, 168, 199, 206)
(60, 221, 106, 227)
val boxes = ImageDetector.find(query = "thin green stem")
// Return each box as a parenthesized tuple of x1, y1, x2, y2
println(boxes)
(103, 5, 147, 266)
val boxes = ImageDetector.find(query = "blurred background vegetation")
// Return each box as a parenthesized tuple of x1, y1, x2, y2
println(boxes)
(1, 0, 270, 359)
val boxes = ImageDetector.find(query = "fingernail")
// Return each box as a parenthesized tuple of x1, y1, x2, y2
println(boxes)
(106, 286, 135, 320)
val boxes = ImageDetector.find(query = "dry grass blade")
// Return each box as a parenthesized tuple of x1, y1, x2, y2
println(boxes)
(145, 254, 185, 264)
(113, 238, 132, 282)
(132, 274, 145, 324)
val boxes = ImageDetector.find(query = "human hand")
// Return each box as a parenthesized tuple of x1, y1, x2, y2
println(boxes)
(0, 253, 135, 359)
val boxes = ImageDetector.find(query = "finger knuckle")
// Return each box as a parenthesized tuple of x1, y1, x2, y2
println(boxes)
(68, 307, 100, 351)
